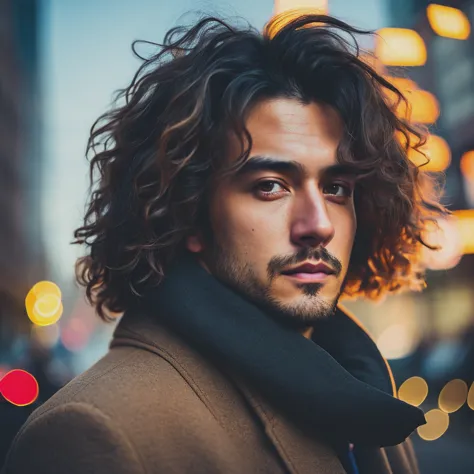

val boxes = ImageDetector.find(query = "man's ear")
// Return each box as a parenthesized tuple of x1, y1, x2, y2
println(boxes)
(185, 233, 205, 253)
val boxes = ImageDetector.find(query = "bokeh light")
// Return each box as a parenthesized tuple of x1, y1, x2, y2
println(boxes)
(406, 89, 440, 124)
(453, 210, 474, 255)
(0, 369, 39, 406)
(467, 383, 474, 410)
(274, 0, 328, 15)
(25, 281, 63, 326)
(420, 217, 463, 270)
(376, 323, 421, 360)
(460, 150, 474, 181)
(417, 409, 450, 441)
(398, 377, 429, 407)
(384, 78, 440, 124)
(438, 379, 468, 413)
(408, 134, 452, 172)
(376, 28, 427, 66)
(427, 4, 471, 40)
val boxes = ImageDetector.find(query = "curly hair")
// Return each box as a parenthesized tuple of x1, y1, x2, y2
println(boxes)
(73, 11, 446, 321)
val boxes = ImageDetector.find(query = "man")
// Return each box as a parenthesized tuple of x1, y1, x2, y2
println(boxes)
(3, 11, 444, 474)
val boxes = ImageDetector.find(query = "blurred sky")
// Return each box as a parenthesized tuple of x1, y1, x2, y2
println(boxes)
(39, 0, 388, 290)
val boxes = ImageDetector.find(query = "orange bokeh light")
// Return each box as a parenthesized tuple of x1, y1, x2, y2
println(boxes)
(427, 4, 471, 40)
(460, 151, 474, 180)
(376, 28, 427, 66)
(408, 135, 451, 172)
(452, 210, 474, 255)
(384, 77, 439, 124)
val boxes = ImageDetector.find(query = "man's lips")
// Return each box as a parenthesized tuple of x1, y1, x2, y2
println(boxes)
(280, 261, 336, 283)
(281, 262, 336, 275)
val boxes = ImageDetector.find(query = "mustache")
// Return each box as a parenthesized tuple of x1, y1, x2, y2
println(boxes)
(268, 247, 343, 279)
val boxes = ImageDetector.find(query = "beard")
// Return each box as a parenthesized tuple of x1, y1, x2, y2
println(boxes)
(200, 237, 343, 331)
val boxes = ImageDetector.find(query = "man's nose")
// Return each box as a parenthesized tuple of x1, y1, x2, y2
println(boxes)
(290, 189, 335, 248)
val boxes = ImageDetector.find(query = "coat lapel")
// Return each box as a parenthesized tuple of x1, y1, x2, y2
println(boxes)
(231, 376, 347, 474)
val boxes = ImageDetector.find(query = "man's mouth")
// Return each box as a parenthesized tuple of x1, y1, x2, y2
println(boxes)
(280, 261, 335, 283)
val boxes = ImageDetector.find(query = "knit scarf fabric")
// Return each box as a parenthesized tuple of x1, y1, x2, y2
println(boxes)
(140, 250, 426, 448)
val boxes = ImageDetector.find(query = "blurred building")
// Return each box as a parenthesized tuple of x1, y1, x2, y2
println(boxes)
(386, 0, 474, 210)
(0, 0, 45, 357)
(354, 4, 474, 471)
(371, 0, 474, 379)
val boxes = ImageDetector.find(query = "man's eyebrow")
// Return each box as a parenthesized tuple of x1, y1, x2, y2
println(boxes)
(235, 156, 306, 177)
(323, 163, 362, 179)
(235, 155, 361, 179)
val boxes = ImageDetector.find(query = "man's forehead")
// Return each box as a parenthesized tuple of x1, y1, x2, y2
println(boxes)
(246, 98, 344, 142)
(224, 99, 344, 174)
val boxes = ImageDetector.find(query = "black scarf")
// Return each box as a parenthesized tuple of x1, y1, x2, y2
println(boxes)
(140, 250, 425, 448)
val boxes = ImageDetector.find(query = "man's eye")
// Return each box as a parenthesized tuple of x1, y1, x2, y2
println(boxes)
(323, 183, 353, 197)
(255, 180, 287, 196)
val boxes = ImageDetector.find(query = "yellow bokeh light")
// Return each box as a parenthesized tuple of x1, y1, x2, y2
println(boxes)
(274, 0, 328, 15)
(439, 379, 468, 413)
(25, 281, 64, 326)
(376, 28, 427, 66)
(452, 210, 474, 255)
(427, 4, 471, 40)
(34, 294, 61, 318)
(398, 377, 429, 407)
(460, 150, 474, 180)
(31, 281, 61, 299)
(408, 135, 451, 172)
(467, 383, 474, 410)
(417, 409, 449, 441)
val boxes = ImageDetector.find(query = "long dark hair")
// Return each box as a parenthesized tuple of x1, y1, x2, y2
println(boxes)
(73, 11, 446, 321)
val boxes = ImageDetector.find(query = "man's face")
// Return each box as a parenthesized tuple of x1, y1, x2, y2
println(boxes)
(186, 98, 357, 329)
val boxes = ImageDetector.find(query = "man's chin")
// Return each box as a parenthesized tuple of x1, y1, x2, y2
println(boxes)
(256, 295, 338, 331)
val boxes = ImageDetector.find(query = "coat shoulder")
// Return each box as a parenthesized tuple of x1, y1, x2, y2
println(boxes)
(3, 345, 244, 474)
(30, 344, 221, 428)
(3, 401, 145, 474)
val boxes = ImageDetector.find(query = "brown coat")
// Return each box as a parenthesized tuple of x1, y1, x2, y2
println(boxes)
(2, 308, 419, 474)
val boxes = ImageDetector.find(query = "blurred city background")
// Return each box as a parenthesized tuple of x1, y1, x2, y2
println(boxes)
(1, 0, 474, 472)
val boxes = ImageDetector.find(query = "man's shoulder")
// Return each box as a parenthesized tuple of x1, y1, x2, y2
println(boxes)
(3, 344, 244, 474)
(32, 344, 211, 425)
